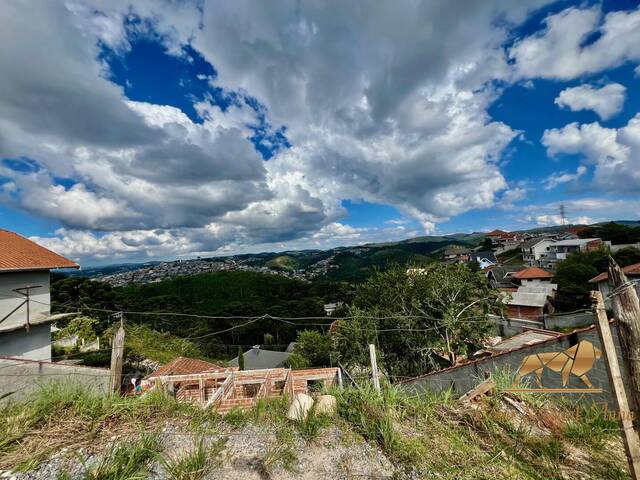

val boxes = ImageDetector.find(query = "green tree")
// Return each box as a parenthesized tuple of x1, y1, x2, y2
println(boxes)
(579, 222, 640, 244)
(333, 264, 497, 377)
(479, 236, 494, 251)
(612, 247, 640, 267)
(554, 248, 640, 311)
(287, 330, 333, 368)
(55, 315, 98, 341)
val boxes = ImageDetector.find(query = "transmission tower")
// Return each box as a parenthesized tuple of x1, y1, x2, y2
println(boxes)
(559, 204, 567, 226)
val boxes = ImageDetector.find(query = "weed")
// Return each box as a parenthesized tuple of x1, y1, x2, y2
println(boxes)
(335, 384, 396, 450)
(82, 433, 161, 480)
(160, 436, 227, 480)
(294, 409, 331, 442)
(56, 471, 72, 480)
(223, 407, 250, 428)
(251, 396, 288, 425)
(259, 442, 298, 476)
(563, 403, 619, 448)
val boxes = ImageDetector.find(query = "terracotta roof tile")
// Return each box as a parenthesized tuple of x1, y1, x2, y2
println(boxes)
(0, 230, 79, 271)
(143, 357, 224, 380)
(513, 267, 553, 280)
(589, 262, 640, 283)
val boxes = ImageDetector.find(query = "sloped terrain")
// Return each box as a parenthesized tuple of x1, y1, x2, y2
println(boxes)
(0, 382, 630, 479)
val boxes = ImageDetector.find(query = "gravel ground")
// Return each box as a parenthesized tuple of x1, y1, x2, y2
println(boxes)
(1, 422, 396, 480)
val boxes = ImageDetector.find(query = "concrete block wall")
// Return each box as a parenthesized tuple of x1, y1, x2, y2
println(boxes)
(544, 311, 593, 330)
(400, 326, 629, 407)
(0, 356, 111, 403)
(489, 315, 543, 337)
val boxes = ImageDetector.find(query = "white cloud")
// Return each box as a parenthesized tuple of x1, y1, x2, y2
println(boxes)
(7, 0, 640, 262)
(542, 116, 640, 192)
(518, 198, 640, 227)
(509, 5, 640, 80)
(554, 83, 626, 120)
(542, 165, 587, 190)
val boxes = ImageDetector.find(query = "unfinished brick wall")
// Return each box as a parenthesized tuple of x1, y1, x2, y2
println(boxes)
(163, 367, 340, 414)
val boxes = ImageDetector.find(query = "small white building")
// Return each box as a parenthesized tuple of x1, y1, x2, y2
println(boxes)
(0, 230, 79, 360)
(543, 238, 607, 269)
(521, 237, 556, 266)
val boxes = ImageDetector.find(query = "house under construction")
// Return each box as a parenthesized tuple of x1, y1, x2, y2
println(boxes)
(143, 358, 341, 413)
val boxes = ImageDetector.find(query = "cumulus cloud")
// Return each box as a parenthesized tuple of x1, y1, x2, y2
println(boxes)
(542, 116, 640, 192)
(189, 1, 552, 230)
(554, 83, 626, 120)
(518, 198, 640, 227)
(542, 165, 587, 190)
(5, 0, 640, 263)
(509, 5, 640, 80)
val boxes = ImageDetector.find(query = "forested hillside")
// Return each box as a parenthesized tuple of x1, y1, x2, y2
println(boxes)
(51, 271, 351, 358)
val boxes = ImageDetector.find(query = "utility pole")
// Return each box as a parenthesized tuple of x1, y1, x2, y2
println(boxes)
(109, 312, 125, 394)
(369, 344, 380, 392)
(592, 291, 640, 479)
(608, 257, 640, 421)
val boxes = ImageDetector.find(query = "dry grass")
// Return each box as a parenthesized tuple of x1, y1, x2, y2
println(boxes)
(0, 380, 631, 479)
(0, 381, 218, 472)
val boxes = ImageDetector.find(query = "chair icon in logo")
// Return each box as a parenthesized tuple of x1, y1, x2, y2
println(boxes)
(508, 340, 603, 393)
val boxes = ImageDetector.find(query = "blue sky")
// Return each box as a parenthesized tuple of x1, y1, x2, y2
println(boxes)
(1, 0, 639, 264)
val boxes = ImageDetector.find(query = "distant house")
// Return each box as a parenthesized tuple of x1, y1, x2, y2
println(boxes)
(544, 238, 607, 269)
(503, 287, 556, 322)
(486, 229, 511, 245)
(520, 237, 556, 266)
(485, 229, 523, 253)
(564, 226, 590, 236)
(512, 267, 554, 285)
(229, 346, 291, 370)
(487, 266, 523, 289)
(0, 230, 79, 360)
(469, 251, 497, 270)
(442, 246, 471, 263)
(142, 356, 230, 389)
(589, 262, 640, 308)
(323, 302, 343, 316)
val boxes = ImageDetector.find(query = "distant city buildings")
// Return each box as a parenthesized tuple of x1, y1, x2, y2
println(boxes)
(98, 254, 339, 286)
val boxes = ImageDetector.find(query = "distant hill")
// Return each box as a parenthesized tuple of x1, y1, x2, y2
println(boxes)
(73, 220, 639, 283)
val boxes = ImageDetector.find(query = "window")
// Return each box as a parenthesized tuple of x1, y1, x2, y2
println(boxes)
(242, 384, 260, 398)
(306, 380, 324, 394)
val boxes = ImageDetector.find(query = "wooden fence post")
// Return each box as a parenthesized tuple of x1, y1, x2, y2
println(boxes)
(592, 291, 640, 479)
(109, 313, 125, 394)
(609, 257, 640, 421)
(369, 344, 380, 392)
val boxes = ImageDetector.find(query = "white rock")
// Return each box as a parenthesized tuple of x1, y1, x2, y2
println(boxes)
(287, 393, 314, 421)
(314, 395, 337, 415)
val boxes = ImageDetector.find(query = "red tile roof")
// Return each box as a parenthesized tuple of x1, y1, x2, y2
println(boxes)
(513, 267, 553, 280)
(589, 262, 640, 283)
(0, 230, 79, 271)
(143, 357, 224, 381)
(486, 229, 509, 237)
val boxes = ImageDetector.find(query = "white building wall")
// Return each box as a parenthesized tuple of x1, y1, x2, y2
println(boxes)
(532, 240, 556, 262)
(0, 270, 52, 360)
(0, 323, 51, 360)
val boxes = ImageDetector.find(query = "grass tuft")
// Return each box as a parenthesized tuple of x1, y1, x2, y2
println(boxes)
(160, 436, 227, 480)
(294, 409, 331, 442)
(82, 433, 161, 480)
